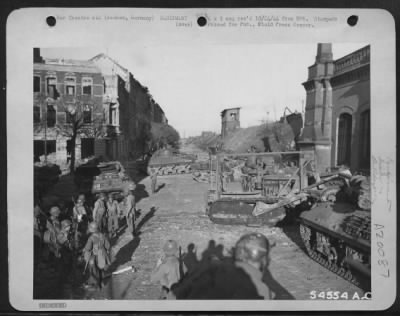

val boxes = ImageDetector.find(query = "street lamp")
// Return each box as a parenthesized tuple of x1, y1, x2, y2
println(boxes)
(44, 97, 53, 164)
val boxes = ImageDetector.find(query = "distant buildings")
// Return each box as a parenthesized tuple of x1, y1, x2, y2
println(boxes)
(221, 107, 241, 138)
(33, 49, 170, 166)
(298, 43, 370, 174)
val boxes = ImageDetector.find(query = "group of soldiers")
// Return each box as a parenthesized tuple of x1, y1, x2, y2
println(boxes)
(34, 183, 138, 290)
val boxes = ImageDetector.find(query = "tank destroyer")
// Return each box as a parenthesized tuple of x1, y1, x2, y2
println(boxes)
(206, 151, 315, 227)
(298, 174, 371, 290)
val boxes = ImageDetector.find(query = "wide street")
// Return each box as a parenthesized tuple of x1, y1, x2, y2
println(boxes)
(73, 172, 364, 300)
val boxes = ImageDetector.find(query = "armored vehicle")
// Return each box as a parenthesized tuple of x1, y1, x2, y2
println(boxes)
(75, 160, 133, 199)
(298, 175, 371, 290)
(91, 161, 133, 197)
(206, 151, 315, 227)
(147, 148, 195, 175)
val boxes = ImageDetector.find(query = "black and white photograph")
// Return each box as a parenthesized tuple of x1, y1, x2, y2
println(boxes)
(7, 8, 396, 311)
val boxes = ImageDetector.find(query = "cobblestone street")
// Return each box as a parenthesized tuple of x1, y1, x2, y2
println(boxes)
(74, 173, 364, 300)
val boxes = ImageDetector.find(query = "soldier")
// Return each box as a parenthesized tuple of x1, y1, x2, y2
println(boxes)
(124, 183, 137, 236)
(72, 195, 88, 248)
(73, 196, 87, 224)
(43, 206, 62, 261)
(43, 206, 61, 269)
(56, 219, 74, 283)
(234, 232, 273, 299)
(34, 202, 46, 269)
(78, 193, 92, 221)
(83, 222, 111, 289)
(106, 193, 119, 237)
(150, 240, 187, 299)
(150, 168, 158, 194)
(92, 193, 107, 233)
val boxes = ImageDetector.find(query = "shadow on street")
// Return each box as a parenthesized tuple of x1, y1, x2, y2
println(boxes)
(134, 183, 149, 204)
(155, 183, 166, 193)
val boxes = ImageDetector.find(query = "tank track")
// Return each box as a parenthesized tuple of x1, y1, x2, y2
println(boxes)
(299, 223, 361, 287)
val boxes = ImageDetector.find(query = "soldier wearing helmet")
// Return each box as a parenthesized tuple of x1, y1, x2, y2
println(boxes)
(92, 193, 107, 233)
(149, 167, 158, 194)
(151, 239, 187, 299)
(42, 206, 62, 269)
(106, 193, 120, 237)
(83, 221, 111, 289)
(56, 219, 74, 283)
(234, 232, 272, 299)
(124, 183, 137, 236)
(171, 234, 271, 300)
(73, 196, 87, 224)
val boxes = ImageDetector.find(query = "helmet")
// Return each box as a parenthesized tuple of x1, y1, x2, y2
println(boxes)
(61, 219, 72, 230)
(34, 205, 41, 217)
(49, 206, 61, 216)
(163, 240, 178, 256)
(234, 233, 270, 263)
(88, 221, 98, 233)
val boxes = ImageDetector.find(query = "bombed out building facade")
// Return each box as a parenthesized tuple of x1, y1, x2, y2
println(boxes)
(34, 49, 169, 166)
(33, 54, 105, 164)
(299, 44, 370, 174)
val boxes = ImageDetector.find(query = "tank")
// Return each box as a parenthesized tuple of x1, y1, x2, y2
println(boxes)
(298, 176, 371, 290)
(148, 148, 195, 175)
(91, 161, 132, 197)
(207, 151, 314, 227)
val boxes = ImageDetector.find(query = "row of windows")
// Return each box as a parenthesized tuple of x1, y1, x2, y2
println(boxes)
(34, 105, 92, 126)
(34, 75, 93, 97)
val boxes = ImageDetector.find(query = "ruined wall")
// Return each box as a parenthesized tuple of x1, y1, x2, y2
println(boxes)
(33, 63, 104, 164)
(221, 108, 241, 138)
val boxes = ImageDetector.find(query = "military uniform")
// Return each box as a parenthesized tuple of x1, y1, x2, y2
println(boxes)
(106, 198, 119, 236)
(125, 192, 136, 236)
(150, 169, 158, 194)
(56, 220, 74, 283)
(235, 261, 271, 299)
(83, 222, 111, 288)
(151, 240, 187, 299)
(92, 196, 106, 233)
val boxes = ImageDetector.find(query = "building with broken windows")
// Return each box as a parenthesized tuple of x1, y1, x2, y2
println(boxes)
(33, 52, 105, 165)
(298, 44, 370, 174)
(90, 53, 168, 161)
(34, 50, 171, 167)
(221, 107, 241, 138)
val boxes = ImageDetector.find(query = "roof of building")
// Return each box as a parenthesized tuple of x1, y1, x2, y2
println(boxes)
(34, 58, 101, 74)
(333, 45, 370, 76)
(90, 53, 129, 74)
(221, 107, 241, 116)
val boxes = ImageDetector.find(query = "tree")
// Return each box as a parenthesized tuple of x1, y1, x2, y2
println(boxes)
(149, 122, 180, 151)
(57, 102, 105, 173)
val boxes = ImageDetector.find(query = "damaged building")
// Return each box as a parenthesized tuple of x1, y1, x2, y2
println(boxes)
(34, 49, 170, 167)
(90, 53, 168, 161)
(33, 51, 105, 165)
(221, 107, 241, 138)
(298, 43, 370, 174)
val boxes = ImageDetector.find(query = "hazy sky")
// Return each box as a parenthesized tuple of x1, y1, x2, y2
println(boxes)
(41, 43, 366, 137)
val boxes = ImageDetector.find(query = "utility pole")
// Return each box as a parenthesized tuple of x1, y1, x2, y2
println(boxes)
(44, 97, 53, 164)
(44, 100, 48, 164)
